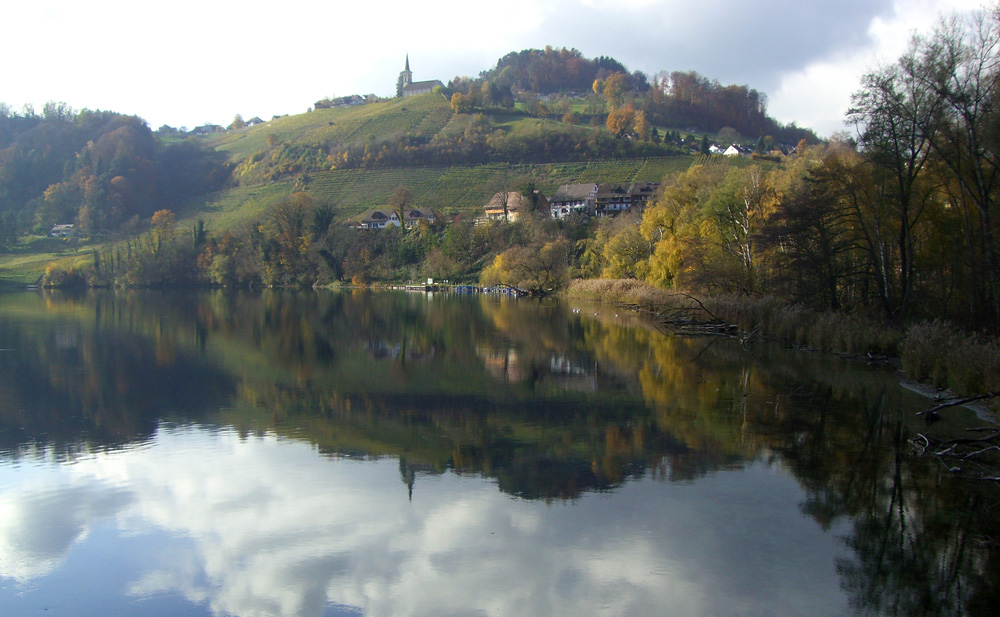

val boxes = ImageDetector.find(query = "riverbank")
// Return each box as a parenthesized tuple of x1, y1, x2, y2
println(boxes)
(566, 278, 1000, 417)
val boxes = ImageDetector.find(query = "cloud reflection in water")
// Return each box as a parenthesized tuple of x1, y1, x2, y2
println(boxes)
(0, 425, 850, 617)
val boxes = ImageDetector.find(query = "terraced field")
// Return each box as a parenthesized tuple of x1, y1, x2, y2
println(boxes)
(212, 94, 453, 161)
(304, 157, 694, 220)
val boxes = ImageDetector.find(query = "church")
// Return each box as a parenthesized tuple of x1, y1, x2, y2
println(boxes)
(397, 55, 444, 98)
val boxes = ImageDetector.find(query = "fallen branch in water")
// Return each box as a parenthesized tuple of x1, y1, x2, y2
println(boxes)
(917, 392, 1000, 417)
(911, 430, 1000, 464)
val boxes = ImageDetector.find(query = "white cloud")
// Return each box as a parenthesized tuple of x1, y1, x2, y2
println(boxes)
(0, 0, 932, 132)
(768, 0, 989, 136)
(0, 425, 852, 617)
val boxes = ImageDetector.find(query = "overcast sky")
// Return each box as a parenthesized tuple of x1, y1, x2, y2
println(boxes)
(2, 0, 989, 137)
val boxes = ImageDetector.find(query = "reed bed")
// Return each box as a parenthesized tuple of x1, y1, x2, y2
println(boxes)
(566, 279, 999, 409)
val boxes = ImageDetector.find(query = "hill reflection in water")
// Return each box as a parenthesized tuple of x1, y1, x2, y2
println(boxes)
(0, 289, 997, 617)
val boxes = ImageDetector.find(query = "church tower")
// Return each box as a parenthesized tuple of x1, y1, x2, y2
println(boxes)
(396, 54, 413, 97)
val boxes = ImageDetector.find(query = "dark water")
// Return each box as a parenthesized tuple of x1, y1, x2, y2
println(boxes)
(0, 289, 997, 617)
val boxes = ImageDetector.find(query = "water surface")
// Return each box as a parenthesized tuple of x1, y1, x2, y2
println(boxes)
(0, 290, 996, 617)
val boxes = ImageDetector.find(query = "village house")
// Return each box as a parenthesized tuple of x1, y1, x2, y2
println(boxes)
(357, 209, 399, 229)
(49, 224, 75, 238)
(593, 182, 661, 217)
(548, 183, 598, 219)
(482, 190, 548, 222)
(191, 124, 224, 136)
(630, 181, 660, 210)
(356, 208, 436, 230)
(594, 184, 631, 217)
(403, 207, 436, 227)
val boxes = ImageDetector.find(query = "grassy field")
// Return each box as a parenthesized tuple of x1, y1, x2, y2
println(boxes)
(175, 181, 297, 231)
(169, 155, 697, 231)
(211, 94, 454, 162)
(0, 239, 93, 286)
(300, 157, 694, 220)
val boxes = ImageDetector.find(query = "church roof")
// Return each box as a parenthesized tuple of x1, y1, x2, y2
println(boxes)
(402, 80, 443, 93)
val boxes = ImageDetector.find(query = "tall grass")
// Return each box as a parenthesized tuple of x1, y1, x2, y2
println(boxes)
(703, 294, 902, 355)
(567, 280, 900, 354)
(901, 321, 1000, 396)
(568, 279, 1000, 409)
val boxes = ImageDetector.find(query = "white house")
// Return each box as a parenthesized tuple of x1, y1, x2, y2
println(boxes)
(548, 183, 598, 219)
(358, 210, 400, 229)
(49, 224, 75, 238)
(724, 145, 748, 157)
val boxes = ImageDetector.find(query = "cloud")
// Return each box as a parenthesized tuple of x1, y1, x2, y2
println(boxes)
(0, 478, 133, 582)
(767, 0, 988, 136)
(1, 0, 983, 134)
(1, 425, 852, 617)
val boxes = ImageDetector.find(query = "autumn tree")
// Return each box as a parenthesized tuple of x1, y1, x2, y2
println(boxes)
(450, 92, 473, 113)
(269, 192, 314, 285)
(389, 186, 413, 229)
(904, 9, 1000, 328)
(151, 209, 175, 254)
(600, 214, 649, 279)
(849, 57, 940, 319)
(600, 71, 629, 110)
(639, 163, 728, 288)
(606, 105, 636, 136)
(703, 165, 779, 294)
(480, 237, 570, 295)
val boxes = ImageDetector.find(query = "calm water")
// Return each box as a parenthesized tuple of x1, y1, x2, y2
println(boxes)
(0, 289, 997, 617)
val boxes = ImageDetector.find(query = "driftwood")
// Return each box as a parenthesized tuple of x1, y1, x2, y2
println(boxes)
(623, 294, 739, 337)
(917, 392, 1000, 417)
(911, 430, 1000, 480)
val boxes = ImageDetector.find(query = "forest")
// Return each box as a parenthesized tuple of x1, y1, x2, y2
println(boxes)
(0, 104, 227, 240)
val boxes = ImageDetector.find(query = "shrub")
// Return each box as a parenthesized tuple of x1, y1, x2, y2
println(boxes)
(42, 263, 88, 288)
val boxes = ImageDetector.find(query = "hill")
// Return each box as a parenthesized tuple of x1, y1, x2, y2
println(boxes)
(1, 46, 815, 285)
(178, 157, 696, 233)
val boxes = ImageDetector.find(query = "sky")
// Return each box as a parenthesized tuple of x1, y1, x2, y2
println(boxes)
(1, 0, 989, 138)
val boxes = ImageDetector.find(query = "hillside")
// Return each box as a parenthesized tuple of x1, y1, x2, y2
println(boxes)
(211, 93, 454, 162)
(1, 46, 809, 285)
(179, 157, 696, 232)
(164, 91, 706, 229)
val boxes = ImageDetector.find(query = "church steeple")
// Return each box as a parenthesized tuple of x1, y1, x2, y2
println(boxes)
(396, 54, 413, 97)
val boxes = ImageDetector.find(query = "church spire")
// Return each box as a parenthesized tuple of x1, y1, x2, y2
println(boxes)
(397, 54, 413, 97)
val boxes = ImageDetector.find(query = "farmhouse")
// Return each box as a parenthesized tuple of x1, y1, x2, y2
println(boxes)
(357, 210, 400, 229)
(482, 190, 548, 222)
(548, 183, 598, 219)
(594, 184, 631, 217)
(356, 208, 437, 229)
(404, 208, 436, 227)
(49, 224, 75, 237)
(594, 182, 661, 217)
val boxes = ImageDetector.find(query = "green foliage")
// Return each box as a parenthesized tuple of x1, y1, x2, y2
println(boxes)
(41, 262, 88, 288)
(0, 107, 227, 238)
(481, 237, 571, 295)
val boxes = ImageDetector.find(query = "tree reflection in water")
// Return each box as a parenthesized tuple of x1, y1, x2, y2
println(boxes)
(0, 288, 997, 616)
